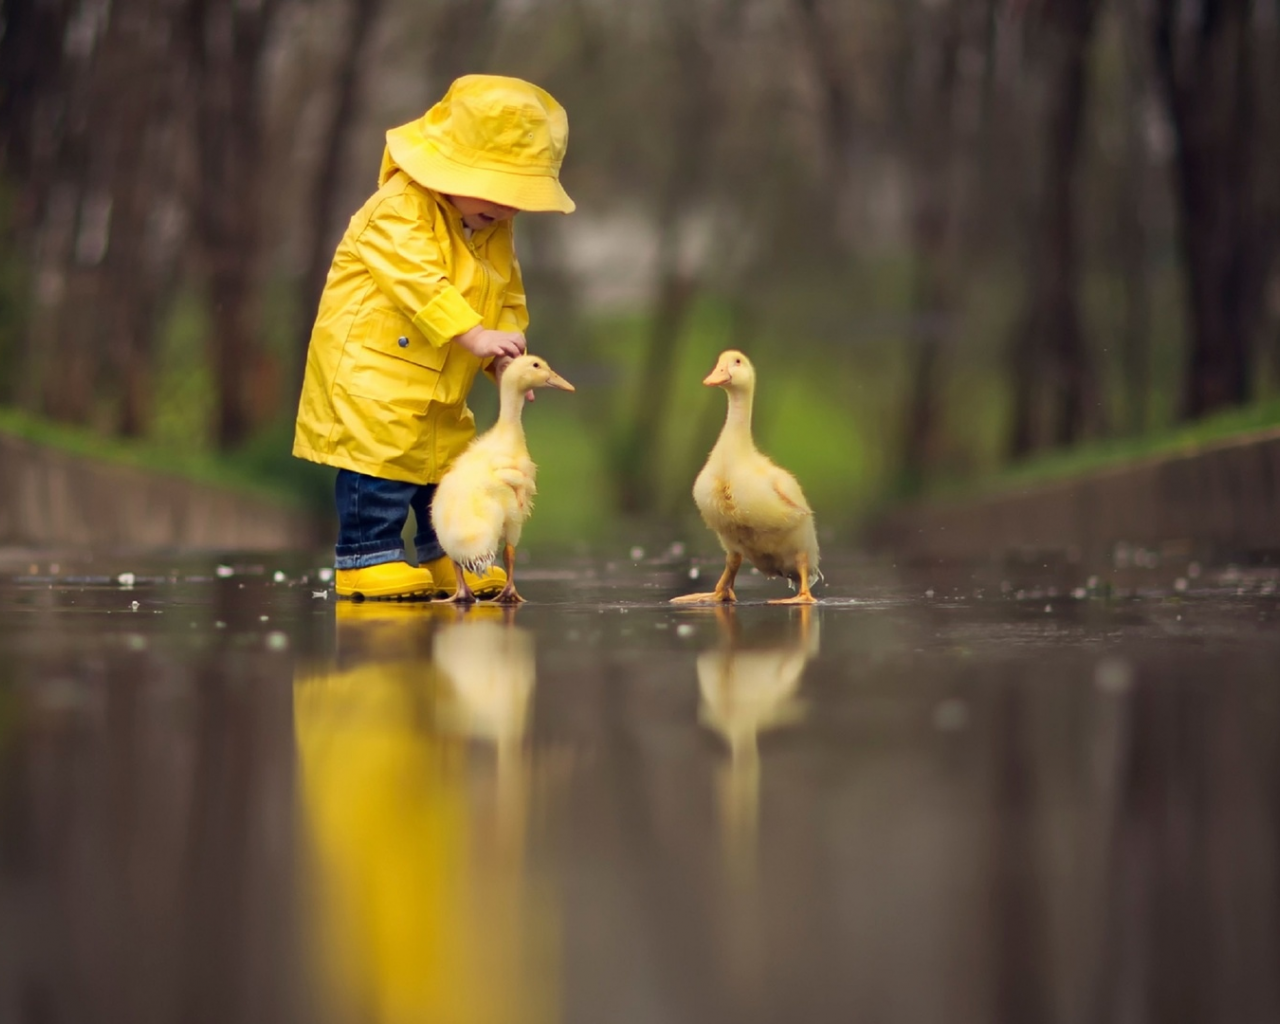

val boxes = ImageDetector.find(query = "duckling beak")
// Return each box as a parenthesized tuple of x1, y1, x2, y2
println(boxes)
(703, 367, 732, 386)
(545, 372, 575, 392)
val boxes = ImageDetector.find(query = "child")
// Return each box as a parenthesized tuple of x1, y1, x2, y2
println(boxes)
(293, 75, 574, 600)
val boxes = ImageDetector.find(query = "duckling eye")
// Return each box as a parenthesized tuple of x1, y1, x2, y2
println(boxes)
(734, 358, 742, 365)
(532, 361, 541, 368)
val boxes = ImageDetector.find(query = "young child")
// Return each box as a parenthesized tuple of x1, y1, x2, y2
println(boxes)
(294, 75, 574, 600)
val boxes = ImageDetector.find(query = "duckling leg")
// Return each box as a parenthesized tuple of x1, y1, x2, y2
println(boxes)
(768, 552, 817, 605)
(671, 551, 741, 604)
(494, 543, 525, 604)
(438, 560, 477, 604)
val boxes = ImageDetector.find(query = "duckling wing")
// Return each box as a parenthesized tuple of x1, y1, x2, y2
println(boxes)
(769, 466, 813, 518)
(739, 461, 813, 532)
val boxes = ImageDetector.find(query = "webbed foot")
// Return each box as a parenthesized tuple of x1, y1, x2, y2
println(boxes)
(434, 561, 477, 604)
(767, 593, 817, 606)
(670, 589, 736, 605)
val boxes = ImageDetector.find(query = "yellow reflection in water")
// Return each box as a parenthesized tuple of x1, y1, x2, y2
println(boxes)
(697, 606, 818, 881)
(294, 602, 555, 1024)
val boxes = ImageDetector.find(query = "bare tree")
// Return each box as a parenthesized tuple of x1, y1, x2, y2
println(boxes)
(791, 0, 858, 233)
(96, 0, 187, 436)
(0, 0, 75, 229)
(184, 0, 284, 450)
(294, 0, 388, 383)
(0, 0, 75, 403)
(612, 0, 742, 517)
(1007, 0, 1101, 458)
(10, 0, 106, 423)
(1150, 0, 1273, 418)
(1114, 0, 1154, 435)
(897, 0, 965, 494)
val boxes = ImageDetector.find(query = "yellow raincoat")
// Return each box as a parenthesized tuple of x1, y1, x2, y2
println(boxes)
(292, 172, 527, 483)
(293, 75, 572, 484)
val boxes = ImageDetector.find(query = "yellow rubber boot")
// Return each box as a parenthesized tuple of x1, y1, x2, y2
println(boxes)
(421, 555, 507, 599)
(334, 561, 441, 601)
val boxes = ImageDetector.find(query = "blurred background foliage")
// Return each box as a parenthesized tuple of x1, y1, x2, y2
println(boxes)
(1, 0, 1279, 546)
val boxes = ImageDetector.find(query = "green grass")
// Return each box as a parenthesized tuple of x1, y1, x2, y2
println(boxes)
(931, 394, 1280, 501)
(520, 402, 612, 546)
(0, 405, 324, 511)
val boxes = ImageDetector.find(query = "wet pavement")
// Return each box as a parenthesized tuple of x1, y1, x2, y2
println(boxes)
(1, 547, 1279, 1024)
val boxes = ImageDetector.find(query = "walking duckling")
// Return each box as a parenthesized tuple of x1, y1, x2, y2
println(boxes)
(432, 354, 574, 603)
(672, 350, 821, 605)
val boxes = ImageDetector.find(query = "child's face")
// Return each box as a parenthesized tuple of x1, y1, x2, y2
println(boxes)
(448, 195, 518, 231)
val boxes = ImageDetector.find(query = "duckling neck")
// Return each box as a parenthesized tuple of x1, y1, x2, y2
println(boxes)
(717, 384, 756, 452)
(495, 379, 528, 439)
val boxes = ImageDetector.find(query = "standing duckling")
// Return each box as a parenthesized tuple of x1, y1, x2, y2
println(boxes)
(432, 354, 574, 603)
(672, 350, 821, 605)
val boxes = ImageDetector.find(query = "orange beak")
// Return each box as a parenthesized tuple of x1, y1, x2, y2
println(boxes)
(703, 366, 731, 386)
(546, 372, 575, 392)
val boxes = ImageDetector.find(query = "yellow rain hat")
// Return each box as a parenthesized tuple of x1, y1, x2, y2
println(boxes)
(379, 74, 575, 213)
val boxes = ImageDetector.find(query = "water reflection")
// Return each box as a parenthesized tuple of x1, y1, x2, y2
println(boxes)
(697, 606, 817, 885)
(293, 603, 556, 1024)
(4, 559, 1280, 1023)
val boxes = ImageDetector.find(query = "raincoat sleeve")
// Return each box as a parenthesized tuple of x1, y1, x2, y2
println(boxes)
(355, 196, 483, 348)
(483, 251, 529, 382)
(496, 256, 530, 334)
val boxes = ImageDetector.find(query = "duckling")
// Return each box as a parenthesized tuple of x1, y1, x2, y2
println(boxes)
(672, 350, 821, 605)
(431, 354, 575, 604)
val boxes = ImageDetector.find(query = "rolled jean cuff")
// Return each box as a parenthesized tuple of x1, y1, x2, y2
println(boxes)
(415, 540, 446, 565)
(333, 547, 406, 570)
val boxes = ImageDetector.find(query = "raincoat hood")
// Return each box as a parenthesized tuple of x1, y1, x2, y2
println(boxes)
(380, 75, 575, 214)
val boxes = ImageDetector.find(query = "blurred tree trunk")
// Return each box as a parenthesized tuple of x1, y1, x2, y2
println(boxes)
(0, 0, 74, 229)
(185, 0, 282, 451)
(899, 0, 963, 495)
(1151, 0, 1267, 419)
(295, 0, 387, 384)
(792, 0, 856, 236)
(1008, 0, 1100, 459)
(1264, 23, 1280, 383)
(1, 0, 181, 433)
(1116, 1, 1151, 436)
(615, 173, 703, 518)
(97, 0, 186, 437)
(613, 0, 736, 517)
(0, 0, 71, 405)
(6, 0, 98, 423)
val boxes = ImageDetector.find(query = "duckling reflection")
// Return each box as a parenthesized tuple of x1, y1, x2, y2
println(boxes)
(294, 602, 556, 1024)
(697, 605, 818, 882)
(433, 612, 537, 861)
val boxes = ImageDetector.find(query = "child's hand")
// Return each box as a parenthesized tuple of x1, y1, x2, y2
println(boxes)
(453, 326, 526, 360)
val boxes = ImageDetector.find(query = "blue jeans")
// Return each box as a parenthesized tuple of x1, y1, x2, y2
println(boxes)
(333, 469, 445, 570)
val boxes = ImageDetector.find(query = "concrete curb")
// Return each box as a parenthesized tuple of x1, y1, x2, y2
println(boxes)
(867, 428, 1280, 564)
(0, 432, 327, 551)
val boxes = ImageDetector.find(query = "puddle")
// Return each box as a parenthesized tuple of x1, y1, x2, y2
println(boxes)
(1, 551, 1279, 1022)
